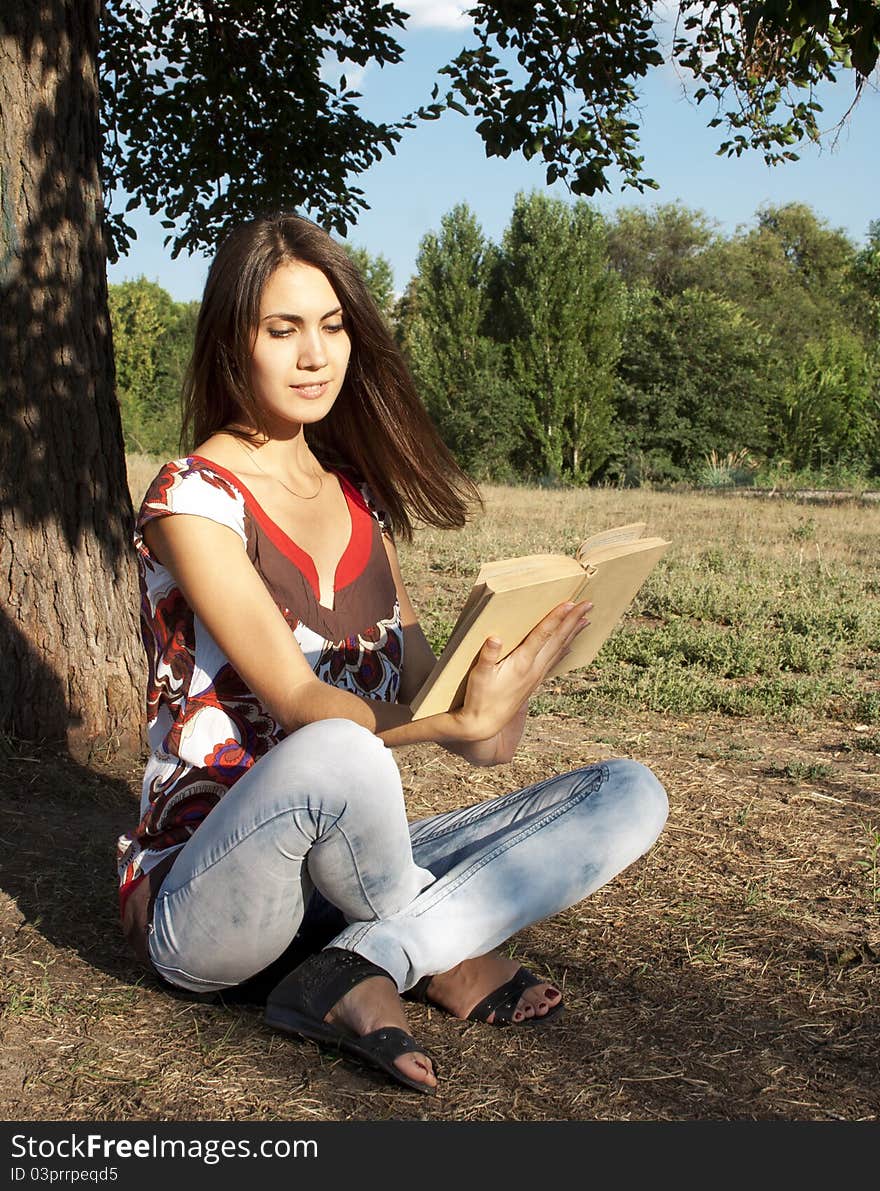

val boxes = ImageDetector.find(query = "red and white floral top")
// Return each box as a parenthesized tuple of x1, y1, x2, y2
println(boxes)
(116, 456, 403, 911)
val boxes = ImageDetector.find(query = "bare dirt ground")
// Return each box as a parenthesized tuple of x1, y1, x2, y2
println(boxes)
(1, 709, 877, 1122)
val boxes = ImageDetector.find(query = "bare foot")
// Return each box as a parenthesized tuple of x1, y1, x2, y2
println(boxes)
(325, 975, 437, 1090)
(423, 952, 561, 1025)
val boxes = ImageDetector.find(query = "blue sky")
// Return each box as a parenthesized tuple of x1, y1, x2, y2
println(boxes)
(108, 2, 880, 302)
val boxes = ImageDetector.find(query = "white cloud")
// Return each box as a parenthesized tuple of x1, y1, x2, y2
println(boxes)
(401, 2, 473, 31)
(319, 56, 368, 91)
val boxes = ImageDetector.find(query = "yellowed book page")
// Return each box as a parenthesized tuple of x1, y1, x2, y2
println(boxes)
(475, 553, 575, 587)
(576, 522, 647, 561)
(410, 572, 584, 719)
(489, 554, 585, 593)
(575, 535, 668, 568)
(544, 539, 669, 680)
(475, 527, 649, 588)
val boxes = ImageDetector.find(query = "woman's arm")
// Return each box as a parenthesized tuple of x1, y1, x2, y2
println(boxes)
(144, 514, 587, 754)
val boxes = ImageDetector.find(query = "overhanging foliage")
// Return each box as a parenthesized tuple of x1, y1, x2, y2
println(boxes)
(99, 2, 880, 260)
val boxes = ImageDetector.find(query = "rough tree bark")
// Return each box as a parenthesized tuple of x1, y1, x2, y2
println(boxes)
(1, 0, 144, 756)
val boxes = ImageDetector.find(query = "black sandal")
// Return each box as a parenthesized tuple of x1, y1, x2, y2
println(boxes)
(407, 965, 564, 1028)
(265, 947, 438, 1094)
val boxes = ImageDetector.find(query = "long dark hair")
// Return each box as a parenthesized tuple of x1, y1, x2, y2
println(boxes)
(180, 212, 481, 538)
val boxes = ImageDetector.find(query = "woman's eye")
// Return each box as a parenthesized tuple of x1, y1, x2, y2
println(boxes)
(267, 324, 343, 338)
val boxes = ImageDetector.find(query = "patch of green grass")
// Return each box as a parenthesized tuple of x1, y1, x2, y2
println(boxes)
(403, 484, 880, 723)
(789, 517, 817, 542)
(685, 933, 729, 966)
(417, 594, 462, 656)
(852, 691, 880, 725)
(700, 744, 764, 762)
(561, 550, 879, 719)
(0, 974, 59, 1021)
(744, 880, 769, 907)
(768, 761, 833, 781)
(543, 662, 849, 721)
(733, 797, 756, 825)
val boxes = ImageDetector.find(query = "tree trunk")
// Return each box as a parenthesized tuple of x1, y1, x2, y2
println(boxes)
(0, 1, 145, 757)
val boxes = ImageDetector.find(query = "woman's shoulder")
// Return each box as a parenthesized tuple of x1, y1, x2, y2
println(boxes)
(136, 453, 249, 541)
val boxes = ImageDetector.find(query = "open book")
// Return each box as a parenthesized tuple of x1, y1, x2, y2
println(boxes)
(410, 522, 670, 720)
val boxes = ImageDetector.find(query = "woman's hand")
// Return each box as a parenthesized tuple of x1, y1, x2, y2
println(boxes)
(445, 697, 528, 767)
(450, 599, 592, 746)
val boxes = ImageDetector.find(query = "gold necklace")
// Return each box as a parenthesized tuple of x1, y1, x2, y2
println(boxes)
(230, 435, 324, 501)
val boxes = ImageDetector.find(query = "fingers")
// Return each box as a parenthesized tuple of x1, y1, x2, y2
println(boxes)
(517, 599, 587, 658)
(564, 607, 591, 647)
(476, 600, 591, 684)
(533, 601, 592, 675)
(555, 599, 593, 635)
(477, 636, 504, 666)
(541, 599, 592, 651)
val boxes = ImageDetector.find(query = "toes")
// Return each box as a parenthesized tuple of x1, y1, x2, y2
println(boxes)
(519, 983, 560, 1019)
(395, 1051, 437, 1088)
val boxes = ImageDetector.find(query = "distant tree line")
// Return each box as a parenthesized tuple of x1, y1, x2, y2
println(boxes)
(112, 199, 880, 485)
(109, 280, 200, 460)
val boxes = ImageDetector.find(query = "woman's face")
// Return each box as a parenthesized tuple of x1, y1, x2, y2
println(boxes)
(249, 260, 352, 433)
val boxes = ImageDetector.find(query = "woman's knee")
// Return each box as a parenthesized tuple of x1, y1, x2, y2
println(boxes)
(602, 758, 669, 846)
(281, 716, 383, 755)
(274, 718, 395, 779)
(272, 718, 403, 815)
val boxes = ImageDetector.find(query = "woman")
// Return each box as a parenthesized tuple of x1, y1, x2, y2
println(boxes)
(117, 212, 668, 1095)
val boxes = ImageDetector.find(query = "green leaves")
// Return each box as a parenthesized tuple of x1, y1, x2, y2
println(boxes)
(610, 198, 880, 483)
(493, 192, 624, 481)
(98, 3, 879, 261)
(775, 331, 875, 470)
(100, 0, 412, 257)
(340, 243, 396, 323)
(440, 2, 662, 196)
(397, 204, 524, 481)
(108, 279, 197, 457)
(673, 0, 879, 170)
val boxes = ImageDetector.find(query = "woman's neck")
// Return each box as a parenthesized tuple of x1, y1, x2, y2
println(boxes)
(222, 425, 324, 485)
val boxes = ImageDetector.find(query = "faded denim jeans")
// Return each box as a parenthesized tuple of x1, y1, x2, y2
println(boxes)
(149, 719, 668, 993)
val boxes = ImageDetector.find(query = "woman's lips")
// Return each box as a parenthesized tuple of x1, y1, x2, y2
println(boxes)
(291, 381, 329, 398)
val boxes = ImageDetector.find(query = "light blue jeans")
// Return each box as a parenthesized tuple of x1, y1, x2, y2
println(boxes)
(149, 719, 668, 994)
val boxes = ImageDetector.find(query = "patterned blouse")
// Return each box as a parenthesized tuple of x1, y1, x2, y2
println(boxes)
(116, 455, 404, 911)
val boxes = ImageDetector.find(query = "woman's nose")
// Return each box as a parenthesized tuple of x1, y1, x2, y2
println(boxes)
(297, 329, 327, 370)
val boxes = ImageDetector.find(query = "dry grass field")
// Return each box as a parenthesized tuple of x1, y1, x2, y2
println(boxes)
(0, 456, 877, 1121)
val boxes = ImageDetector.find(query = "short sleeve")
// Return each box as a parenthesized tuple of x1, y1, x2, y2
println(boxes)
(134, 458, 248, 560)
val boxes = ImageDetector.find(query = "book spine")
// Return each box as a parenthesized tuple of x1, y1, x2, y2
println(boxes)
(574, 566, 596, 602)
